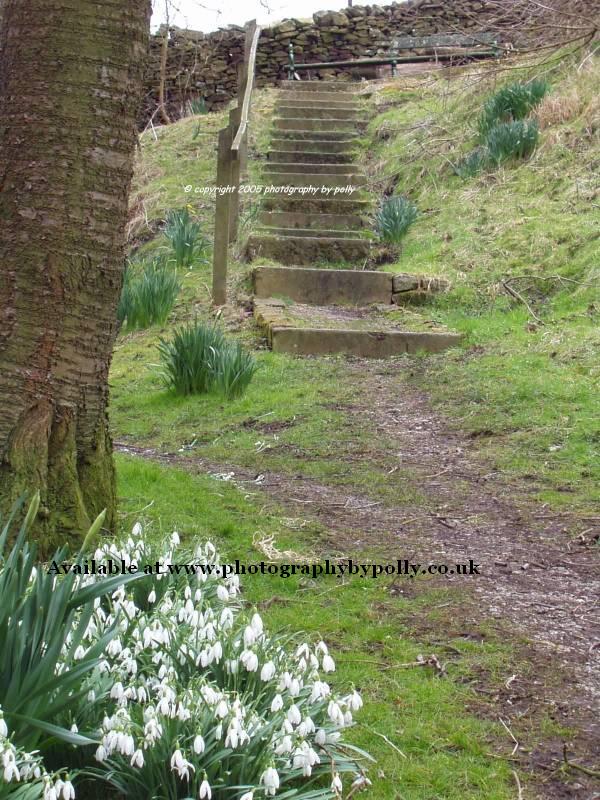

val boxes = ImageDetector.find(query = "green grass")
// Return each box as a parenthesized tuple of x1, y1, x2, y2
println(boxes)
(366, 46, 600, 510)
(116, 454, 517, 800)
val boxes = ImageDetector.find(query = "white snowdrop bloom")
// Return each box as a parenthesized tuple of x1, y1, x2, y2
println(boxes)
(171, 531, 181, 546)
(87, 689, 96, 703)
(211, 641, 223, 662)
(194, 589, 202, 602)
(250, 613, 263, 635)
(0, 716, 8, 737)
(270, 694, 284, 713)
(225, 725, 239, 749)
(315, 641, 329, 656)
(148, 590, 156, 604)
(62, 780, 75, 800)
(3, 761, 20, 782)
(295, 643, 310, 660)
(327, 701, 345, 727)
(131, 749, 144, 768)
(44, 784, 58, 800)
(73, 645, 86, 660)
(297, 657, 307, 672)
(215, 723, 223, 740)
(279, 671, 292, 690)
(240, 792, 254, 800)
(216, 585, 229, 602)
(289, 677, 301, 697)
(322, 654, 335, 673)
(309, 654, 319, 669)
(219, 608, 233, 628)
(343, 710, 353, 726)
(225, 658, 239, 675)
(261, 767, 280, 796)
(274, 734, 292, 755)
(199, 779, 211, 799)
(110, 682, 125, 701)
(331, 773, 343, 794)
(260, 661, 276, 681)
(351, 775, 372, 790)
(314, 728, 327, 746)
(107, 638, 122, 657)
(310, 681, 330, 702)
(95, 745, 107, 763)
(297, 716, 315, 736)
(243, 625, 256, 647)
(70, 723, 78, 733)
(240, 650, 258, 672)
(287, 704, 301, 725)
(215, 699, 229, 719)
(184, 586, 192, 600)
(327, 731, 341, 743)
(193, 735, 205, 755)
(347, 691, 363, 711)
(132, 523, 143, 537)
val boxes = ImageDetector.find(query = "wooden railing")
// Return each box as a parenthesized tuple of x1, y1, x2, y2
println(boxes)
(212, 20, 261, 306)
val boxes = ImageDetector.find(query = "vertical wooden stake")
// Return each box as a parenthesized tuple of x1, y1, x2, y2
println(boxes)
(212, 124, 233, 306)
(228, 109, 241, 244)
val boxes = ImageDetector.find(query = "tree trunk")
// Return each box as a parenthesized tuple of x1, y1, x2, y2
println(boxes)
(0, 0, 151, 552)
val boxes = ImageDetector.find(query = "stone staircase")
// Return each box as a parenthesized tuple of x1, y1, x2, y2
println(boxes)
(249, 80, 461, 358)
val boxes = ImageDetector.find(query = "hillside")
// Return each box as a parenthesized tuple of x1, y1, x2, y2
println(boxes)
(112, 43, 600, 800)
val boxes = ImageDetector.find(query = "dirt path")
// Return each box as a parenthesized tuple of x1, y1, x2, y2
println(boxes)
(116, 360, 600, 797)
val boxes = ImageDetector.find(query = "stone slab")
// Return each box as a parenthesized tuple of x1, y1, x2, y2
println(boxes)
(270, 327, 463, 356)
(253, 266, 393, 305)
(246, 234, 371, 265)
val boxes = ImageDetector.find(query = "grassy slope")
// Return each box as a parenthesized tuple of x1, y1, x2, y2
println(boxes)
(365, 48, 599, 509)
(111, 48, 598, 799)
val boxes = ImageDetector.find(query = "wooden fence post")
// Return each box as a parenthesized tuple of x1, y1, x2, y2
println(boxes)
(212, 124, 233, 306)
(228, 109, 241, 244)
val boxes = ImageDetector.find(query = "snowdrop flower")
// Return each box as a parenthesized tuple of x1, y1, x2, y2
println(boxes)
(271, 694, 283, 712)
(322, 654, 335, 673)
(199, 778, 211, 799)
(260, 661, 276, 681)
(95, 745, 107, 762)
(240, 792, 254, 800)
(289, 677, 301, 697)
(44, 783, 58, 800)
(243, 626, 256, 647)
(215, 699, 229, 719)
(193, 734, 205, 755)
(316, 640, 329, 655)
(310, 681, 330, 702)
(261, 766, 280, 797)
(131, 749, 144, 768)
(315, 728, 327, 746)
(148, 590, 156, 604)
(132, 523, 143, 537)
(331, 773, 343, 794)
(287, 704, 301, 725)
(62, 782, 75, 800)
(171, 531, 180, 547)
(70, 723, 78, 733)
(274, 734, 293, 755)
(347, 690, 363, 711)
(351, 774, 372, 790)
(0, 714, 7, 738)
(3, 760, 19, 782)
(327, 700, 345, 726)
(250, 613, 263, 635)
(240, 650, 258, 672)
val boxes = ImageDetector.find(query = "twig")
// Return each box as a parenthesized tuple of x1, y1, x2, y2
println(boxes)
(563, 744, 600, 778)
(512, 769, 524, 800)
(499, 717, 519, 755)
(501, 280, 544, 325)
(360, 726, 407, 759)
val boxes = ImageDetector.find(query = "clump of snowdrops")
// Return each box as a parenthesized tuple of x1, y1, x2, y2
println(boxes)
(0, 497, 370, 800)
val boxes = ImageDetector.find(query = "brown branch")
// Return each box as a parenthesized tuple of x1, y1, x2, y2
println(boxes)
(562, 744, 600, 779)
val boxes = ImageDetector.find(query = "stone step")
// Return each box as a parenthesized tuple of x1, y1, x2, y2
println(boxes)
(254, 299, 462, 357)
(261, 196, 372, 213)
(274, 117, 362, 133)
(277, 97, 362, 110)
(264, 171, 366, 189)
(271, 131, 358, 144)
(280, 80, 360, 93)
(275, 105, 365, 121)
(254, 266, 391, 305)
(246, 234, 371, 265)
(278, 91, 362, 104)
(270, 327, 462, 357)
(270, 137, 355, 152)
(263, 161, 362, 176)
(268, 150, 354, 165)
(259, 210, 368, 230)
(257, 226, 365, 240)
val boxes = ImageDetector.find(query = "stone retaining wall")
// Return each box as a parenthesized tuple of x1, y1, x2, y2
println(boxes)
(142, 0, 597, 124)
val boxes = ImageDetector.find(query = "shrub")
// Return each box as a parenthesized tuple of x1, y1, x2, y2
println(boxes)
(485, 119, 540, 165)
(118, 258, 180, 330)
(375, 195, 419, 245)
(164, 208, 209, 268)
(158, 321, 257, 398)
(0, 504, 368, 800)
(478, 79, 550, 137)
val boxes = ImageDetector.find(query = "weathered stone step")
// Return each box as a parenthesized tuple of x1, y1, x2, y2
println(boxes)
(280, 80, 359, 93)
(254, 266, 391, 305)
(259, 211, 367, 230)
(278, 91, 361, 104)
(270, 327, 462, 357)
(246, 234, 371, 265)
(274, 118, 362, 133)
(263, 162, 361, 175)
(271, 128, 357, 143)
(276, 105, 365, 121)
(270, 137, 355, 152)
(268, 150, 354, 165)
(261, 196, 372, 213)
(277, 97, 361, 110)
(264, 171, 366, 189)
(257, 227, 365, 240)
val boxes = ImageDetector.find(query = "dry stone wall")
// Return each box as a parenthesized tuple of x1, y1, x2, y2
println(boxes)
(141, 0, 596, 124)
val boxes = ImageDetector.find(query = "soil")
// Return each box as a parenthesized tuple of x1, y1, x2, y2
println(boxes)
(116, 359, 600, 799)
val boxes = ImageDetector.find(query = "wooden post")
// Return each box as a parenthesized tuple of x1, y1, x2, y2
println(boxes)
(228, 108, 241, 244)
(212, 124, 233, 306)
